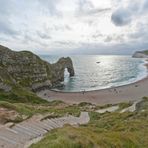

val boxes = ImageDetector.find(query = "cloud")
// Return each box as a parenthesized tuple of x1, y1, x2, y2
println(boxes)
(111, 0, 148, 26)
(37, 0, 61, 16)
(37, 31, 51, 39)
(77, 0, 94, 12)
(0, 0, 148, 55)
(79, 8, 111, 17)
(0, 20, 18, 36)
(111, 8, 132, 26)
(0, 0, 18, 36)
(76, 0, 111, 17)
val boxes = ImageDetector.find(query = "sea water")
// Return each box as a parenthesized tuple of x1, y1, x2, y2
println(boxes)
(40, 55, 147, 92)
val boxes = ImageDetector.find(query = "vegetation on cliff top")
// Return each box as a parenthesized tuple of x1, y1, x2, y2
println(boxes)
(143, 50, 148, 55)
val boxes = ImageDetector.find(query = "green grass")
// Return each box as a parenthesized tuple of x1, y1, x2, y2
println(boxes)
(0, 88, 84, 123)
(0, 87, 48, 104)
(143, 50, 148, 55)
(0, 100, 83, 122)
(30, 98, 148, 148)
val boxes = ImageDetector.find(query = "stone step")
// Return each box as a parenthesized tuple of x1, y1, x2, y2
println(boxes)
(42, 120, 57, 129)
(32, 122, 49, 131)
(53, 117, 69, 125)
(0, 139, 17, 148)
(65, 117, 78, 125)
(21, 124, 43, 136)
(53, 118, 65, 127)
(0, 128, 24, 144)
(12, 126, 34, 139)
(16, 124, 40, 137)
(0, 112, 90, 148)
(48, 119, 59, 126)
(40, 121, 54, 130)
(5, 127, 31, 143)
(33, 121, 53, 131)
(0, 134, 18, 145)
(22, 123, 47, 135)
(58, 117, 68, 124)
(6, 127, 18, 134)
(46, 119, 60, 128)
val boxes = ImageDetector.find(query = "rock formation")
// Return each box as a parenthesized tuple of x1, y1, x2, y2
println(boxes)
(132, 50, 148, 58)
(0, 45, 74, 92)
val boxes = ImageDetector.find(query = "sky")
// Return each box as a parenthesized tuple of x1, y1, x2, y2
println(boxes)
(0, 0, 148, 55)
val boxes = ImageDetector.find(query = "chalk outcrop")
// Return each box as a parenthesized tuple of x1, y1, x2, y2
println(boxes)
(0, 45, 74, 92)
(132, 50, 148, 58)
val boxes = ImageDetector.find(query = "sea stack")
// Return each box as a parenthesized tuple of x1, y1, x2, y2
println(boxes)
(0, 45, 74, 92)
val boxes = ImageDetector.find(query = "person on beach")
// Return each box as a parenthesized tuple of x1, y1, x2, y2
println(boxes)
(114, 88, 118, 93)
(82, 90, 85, 95)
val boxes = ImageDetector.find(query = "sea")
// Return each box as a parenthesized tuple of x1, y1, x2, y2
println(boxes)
(40, 55, 148, 92)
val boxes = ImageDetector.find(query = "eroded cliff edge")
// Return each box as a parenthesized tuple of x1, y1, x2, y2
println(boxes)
(0, 45, 74, 92)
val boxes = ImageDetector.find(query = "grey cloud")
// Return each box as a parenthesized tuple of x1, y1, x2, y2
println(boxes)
(37, 31, 51, 39)
(0, 20, 18, 36)
(111, 0, 148, 26)
(86, 8, 111, 15)
(129, 22, 148, 40)
(79, 8, 111, 17)
(54, 41, 75, 45)
(142, 0, 148, 11)
(77, 0, 110, 17)
(0, 0, 18, 36)
(91, 31, 103, 39)
(104, 34, 125, 43)
(104, 36, 113, 42)
(111, 8, 132, 26)
(65, 25, 72, 31)
(50, 25, 72, 31)
(22, 33, 49, 48)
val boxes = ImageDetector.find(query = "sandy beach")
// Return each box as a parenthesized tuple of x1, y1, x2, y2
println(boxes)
(37, 64, 148, 105)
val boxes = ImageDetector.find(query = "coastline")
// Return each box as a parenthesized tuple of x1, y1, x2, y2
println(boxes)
(37, 60, 148, 105)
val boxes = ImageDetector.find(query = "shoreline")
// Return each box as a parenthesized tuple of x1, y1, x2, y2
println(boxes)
(37, 61, 148, 105)
(51, 58, 148, 93)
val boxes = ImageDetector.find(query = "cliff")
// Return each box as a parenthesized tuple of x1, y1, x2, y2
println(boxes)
(0, 45, 74, 92)
(132, 50, 148, 58)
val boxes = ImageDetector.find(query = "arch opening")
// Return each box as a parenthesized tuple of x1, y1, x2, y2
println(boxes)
(64, 68, 70, 84)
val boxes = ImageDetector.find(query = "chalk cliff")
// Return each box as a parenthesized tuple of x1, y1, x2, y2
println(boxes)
(0, 45, 74, 92)
(132, 50, 148, 58)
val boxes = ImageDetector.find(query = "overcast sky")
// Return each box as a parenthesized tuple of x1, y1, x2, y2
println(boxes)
(0, 0, 148, 55)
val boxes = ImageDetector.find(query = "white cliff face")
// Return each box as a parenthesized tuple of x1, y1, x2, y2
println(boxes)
(132, 51, 148, 58)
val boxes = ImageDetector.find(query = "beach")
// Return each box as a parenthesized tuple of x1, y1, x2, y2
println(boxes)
(37, 64, 148, 105)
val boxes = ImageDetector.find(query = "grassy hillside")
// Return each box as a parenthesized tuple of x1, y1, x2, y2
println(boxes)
(0, 87, 90, 123)
(0, 79, 148, 147)
(30, 98, 148, 148)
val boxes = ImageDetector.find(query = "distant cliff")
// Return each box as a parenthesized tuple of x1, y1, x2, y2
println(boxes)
(132, 50, 148, 58)
(0, 45, 74, 92)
